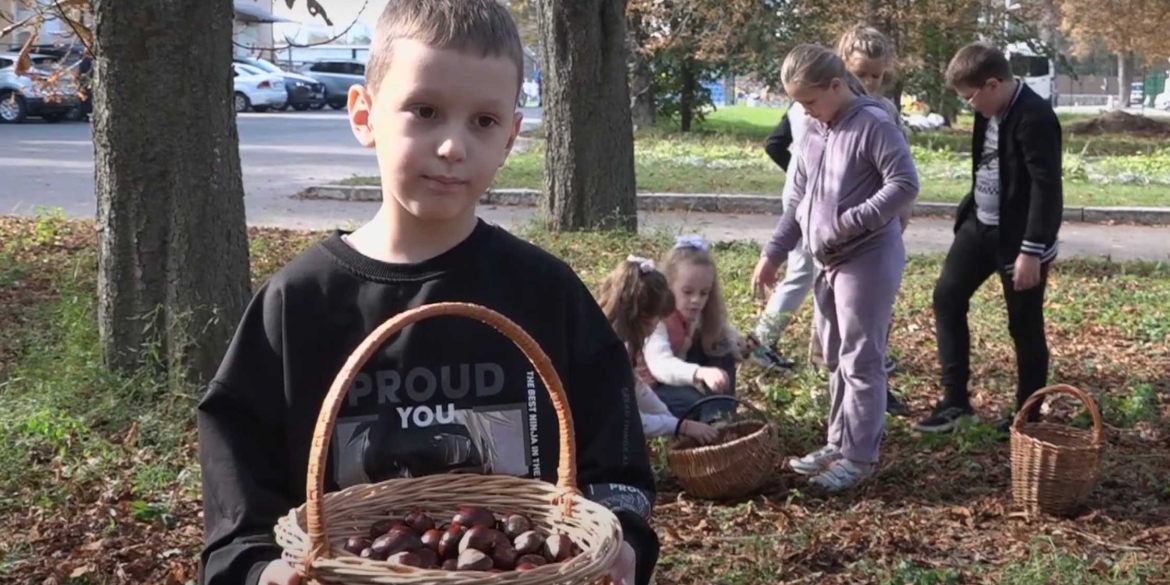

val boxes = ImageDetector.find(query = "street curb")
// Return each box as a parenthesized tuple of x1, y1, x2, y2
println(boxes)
(299, 185, 1170, 226)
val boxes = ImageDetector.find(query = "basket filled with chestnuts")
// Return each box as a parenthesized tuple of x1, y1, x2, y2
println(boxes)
(274, 303, 624, 584)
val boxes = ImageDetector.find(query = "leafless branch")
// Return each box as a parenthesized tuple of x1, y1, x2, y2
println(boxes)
(235, 0, 369, 54)
(0, 14, 35, 38)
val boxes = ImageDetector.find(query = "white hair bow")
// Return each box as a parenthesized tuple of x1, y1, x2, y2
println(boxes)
(626, 255, 656, 274)
(673, 234, 708, 251)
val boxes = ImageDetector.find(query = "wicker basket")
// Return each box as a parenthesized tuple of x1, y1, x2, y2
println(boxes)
(274, 303, 623, 584)
(1010, 384, 1105, 517)
(666, 395, 778, 500)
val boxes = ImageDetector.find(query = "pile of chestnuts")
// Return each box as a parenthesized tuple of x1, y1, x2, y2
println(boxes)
(343, 505, 580, 572)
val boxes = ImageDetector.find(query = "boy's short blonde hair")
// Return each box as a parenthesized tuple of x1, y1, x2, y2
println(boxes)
(365, 0, 524, 96)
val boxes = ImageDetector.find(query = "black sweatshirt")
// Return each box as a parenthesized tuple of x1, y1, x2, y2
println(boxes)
(197, 219, 659, 585)
(764, 110, 794, 171)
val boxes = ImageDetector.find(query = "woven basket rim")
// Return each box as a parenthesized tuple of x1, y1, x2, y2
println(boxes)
(667, 420, 774, 456)
(1011, 427, 1102, 452)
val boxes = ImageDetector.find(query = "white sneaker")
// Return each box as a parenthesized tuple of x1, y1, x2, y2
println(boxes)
(788, 445, 841, 476)
(809, 459, 875, 492)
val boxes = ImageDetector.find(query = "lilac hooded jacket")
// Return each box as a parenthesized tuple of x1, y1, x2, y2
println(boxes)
(763, 96, 919, 267)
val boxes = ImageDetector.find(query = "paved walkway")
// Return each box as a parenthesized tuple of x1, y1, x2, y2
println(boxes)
(250, 199, 1170, 263)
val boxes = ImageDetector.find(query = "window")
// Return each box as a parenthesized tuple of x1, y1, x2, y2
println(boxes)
(1010, 55, 1049, 78)
(0, 58, 12, 69)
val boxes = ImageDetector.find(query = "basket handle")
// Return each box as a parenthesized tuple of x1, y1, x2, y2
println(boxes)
(672, 395, 770, 438)
(303, 303, 577, 567)
(1011, 384, 1104, 445)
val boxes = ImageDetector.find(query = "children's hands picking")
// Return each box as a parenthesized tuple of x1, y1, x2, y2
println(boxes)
(751, 256, 781, 300)
(1013, 254, 1041, 291)
(695, 366, 730, 393)
(259, 560, 301, 585)
(681, 419, 720, 444)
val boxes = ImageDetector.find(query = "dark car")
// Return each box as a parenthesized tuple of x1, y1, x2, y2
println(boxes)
(234, 57, 326, 111)
(300, 59, 365, 110)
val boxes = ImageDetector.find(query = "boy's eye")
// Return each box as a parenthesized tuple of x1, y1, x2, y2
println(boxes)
(476, 116, 499, 128)
(412, 106, 437, 119)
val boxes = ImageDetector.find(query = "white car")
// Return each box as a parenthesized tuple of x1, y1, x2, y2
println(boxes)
(232, 63, 286, 113)
(1155, 91, 1170, 111)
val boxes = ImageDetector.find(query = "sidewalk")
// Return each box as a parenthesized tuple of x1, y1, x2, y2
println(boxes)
(251, 198, 1170, 263)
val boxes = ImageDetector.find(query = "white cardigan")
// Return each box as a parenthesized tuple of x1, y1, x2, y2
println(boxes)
(643, 318, 740, 388)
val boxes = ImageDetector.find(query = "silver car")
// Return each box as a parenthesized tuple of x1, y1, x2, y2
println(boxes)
(0, 52, 80, 123)
(300, 59, 365, 110)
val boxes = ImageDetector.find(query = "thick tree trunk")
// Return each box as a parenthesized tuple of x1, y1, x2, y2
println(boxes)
(627, 11, 655, 129)
(93, 0, 251, 387)
(679, 57, 695, 132)
(536, 0, 637, 232)
(1117, 51, 1132, 108)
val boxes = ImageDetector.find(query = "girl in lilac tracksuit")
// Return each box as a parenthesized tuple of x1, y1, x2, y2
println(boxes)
(751, 44, 919, 492)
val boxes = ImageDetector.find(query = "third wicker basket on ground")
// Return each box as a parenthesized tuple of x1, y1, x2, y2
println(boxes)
(1010, 384, 1105, 517)
(273, 302, 623, 584)
(666, 395, 778, 500)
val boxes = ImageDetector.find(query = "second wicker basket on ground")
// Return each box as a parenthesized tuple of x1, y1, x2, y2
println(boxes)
(666, 396, 778, 499)
(1010, 384, 1105, 517)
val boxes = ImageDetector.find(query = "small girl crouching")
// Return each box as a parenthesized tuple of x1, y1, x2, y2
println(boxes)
(598, 254, 719, 444)
(643, 236, 741, 423)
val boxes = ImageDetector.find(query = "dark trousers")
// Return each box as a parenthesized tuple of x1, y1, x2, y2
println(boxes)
(654, 343, 737, 424)
(933, 214, 1049, 413)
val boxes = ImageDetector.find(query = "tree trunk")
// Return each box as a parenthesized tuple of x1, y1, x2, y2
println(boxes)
(679, 57, 695, 132)
(1117, 51, 1132, 108)
(536, 0, 637, 232)
(627, 11, 655, 129)
(93, 0, 251, 388)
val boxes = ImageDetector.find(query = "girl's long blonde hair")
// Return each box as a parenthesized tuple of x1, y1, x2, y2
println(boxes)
(661, 240, 732, 356)
(781, 43, 868, 97)
(597, 257, 675, 365)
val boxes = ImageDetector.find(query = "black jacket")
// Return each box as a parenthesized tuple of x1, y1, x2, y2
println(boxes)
(197, 220, 658, 585)
(764, 111, 793, 170)
(956, 83, 1063, 264)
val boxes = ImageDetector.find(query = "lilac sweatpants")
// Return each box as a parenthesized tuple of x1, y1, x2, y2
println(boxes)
(814, 230, 905, 463)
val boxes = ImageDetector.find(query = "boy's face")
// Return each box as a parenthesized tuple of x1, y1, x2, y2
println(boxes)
(955, 77, 1006, 118)
(845, 54, 887, 96)
(348, 39, 522, 225)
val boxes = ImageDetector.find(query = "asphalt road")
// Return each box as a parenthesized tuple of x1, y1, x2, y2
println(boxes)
(2, 108, 1168, 262)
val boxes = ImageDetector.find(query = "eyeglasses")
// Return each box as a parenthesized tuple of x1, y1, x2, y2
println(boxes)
(960, 82, 988, 106)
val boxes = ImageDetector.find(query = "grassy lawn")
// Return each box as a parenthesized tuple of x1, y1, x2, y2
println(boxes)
(339, 106, 1170, 207)
(2, 214, 1169, 583)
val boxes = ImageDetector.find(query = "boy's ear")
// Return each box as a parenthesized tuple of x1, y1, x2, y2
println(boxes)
(348, 84, 376, 148)
(502, 110, 523, 166)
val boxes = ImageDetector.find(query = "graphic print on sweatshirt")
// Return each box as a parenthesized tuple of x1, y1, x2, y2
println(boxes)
(330, 357, 546, 488)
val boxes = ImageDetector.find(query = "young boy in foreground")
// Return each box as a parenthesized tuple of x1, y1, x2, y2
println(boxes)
(914, 43, 1063, 434)
(197, 2, 658, 584)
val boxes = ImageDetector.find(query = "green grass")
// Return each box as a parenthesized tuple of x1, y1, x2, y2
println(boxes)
(2, 214, 1169, 583)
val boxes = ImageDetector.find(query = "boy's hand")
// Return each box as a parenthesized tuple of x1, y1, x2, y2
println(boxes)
(681, 420, 720, 445)
(751, 256, 781, 300)
(694, 367, 730, 394)
(1013, 254, 1041, 291)
(259, 560, 301, 585)
(605, 541, 637, 585)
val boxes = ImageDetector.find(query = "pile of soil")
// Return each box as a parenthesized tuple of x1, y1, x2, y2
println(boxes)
(1067, 110, 1170, 137)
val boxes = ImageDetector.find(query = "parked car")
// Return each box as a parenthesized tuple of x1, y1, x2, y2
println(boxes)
(0, 52, 79, 123)
(232, 62, 286, 113)
(234, 57, 325, 111)
(1131, 82, 1146, 106)
(1154, 90, 1170, 111)
(299, 59, 365, 110)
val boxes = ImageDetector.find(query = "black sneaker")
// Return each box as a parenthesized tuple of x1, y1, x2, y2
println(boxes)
(886, 389, 910, 417)
(912, 403, 978, 433)
(884, 356, 897, 375)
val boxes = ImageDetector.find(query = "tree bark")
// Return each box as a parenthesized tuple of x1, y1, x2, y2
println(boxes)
(679, 57, 695, 132)
(1117, 51, 1132, 108)
(536, 0, 637, 232)
(93, 0, 251, 387)
(627, 10, 656, 129)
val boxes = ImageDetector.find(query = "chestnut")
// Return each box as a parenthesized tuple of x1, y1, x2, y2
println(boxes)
(453, 505, 496, 529)
(517, 553, 548, 567)
(438, 524, 466, 559)
(386, 551, 423, 567)
(369, 519, 406, 538)
(513, 530, 545, 555)
(491, 541, 518, 571)
(344, 535, 369, 555)
(516, 561, 540, 571)
(371, 528, 422, 557)
(502, 514, 532, 539)
(459, 526, 504, 554)
(456, 549, 493, 571)
(544, 533, 573, 562)
(441, 558, 459, 571)
(404, 509, 436, 535)
(415, 548, 439, 569)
